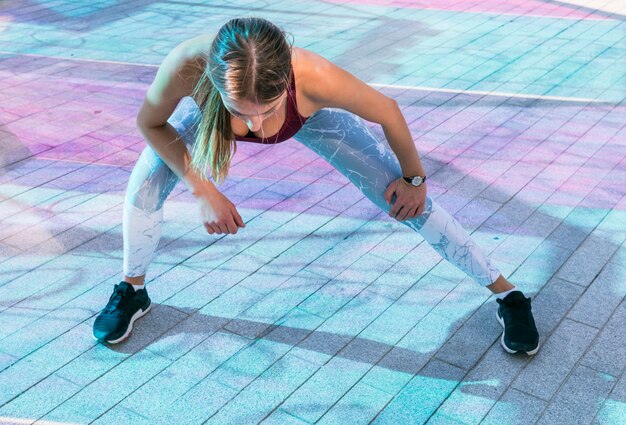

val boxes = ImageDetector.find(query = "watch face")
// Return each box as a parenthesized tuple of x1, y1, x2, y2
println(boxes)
(411, 176, 423, 186)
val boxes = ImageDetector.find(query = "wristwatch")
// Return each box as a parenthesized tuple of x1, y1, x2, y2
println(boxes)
(403, 175, 426, 187)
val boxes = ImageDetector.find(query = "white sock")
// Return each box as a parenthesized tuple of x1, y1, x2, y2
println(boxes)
(495, 286, 519, 299)
(121, 280, 145, 290)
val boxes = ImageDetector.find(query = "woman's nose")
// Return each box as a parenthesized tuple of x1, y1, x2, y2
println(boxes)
(246, 118, 262, 132)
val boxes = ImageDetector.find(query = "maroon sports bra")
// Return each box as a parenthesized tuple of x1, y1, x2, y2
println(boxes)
(233, 65, 309, 144)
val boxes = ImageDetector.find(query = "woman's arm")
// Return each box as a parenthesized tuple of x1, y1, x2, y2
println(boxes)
(135, 42, 244, 234)
(136, 43, 215, 194)
(300, 50, 426, 178)
(300, 49, 428, 220)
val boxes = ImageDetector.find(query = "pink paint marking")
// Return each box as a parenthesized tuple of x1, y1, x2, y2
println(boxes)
(323, 0, 611, 20)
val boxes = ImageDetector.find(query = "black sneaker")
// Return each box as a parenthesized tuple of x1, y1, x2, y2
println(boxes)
(93, 281, 151, 344)
(496, 291, 539, 355)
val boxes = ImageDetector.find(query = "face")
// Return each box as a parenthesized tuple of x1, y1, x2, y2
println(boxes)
(221, 91, 287, 132)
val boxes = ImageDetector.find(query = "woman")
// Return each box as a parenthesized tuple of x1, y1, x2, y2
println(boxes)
(93, 17, 539, 355)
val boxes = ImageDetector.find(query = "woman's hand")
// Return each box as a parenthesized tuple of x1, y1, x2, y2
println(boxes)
(384, 178, 427, 221)
(192, 182, 245, 235)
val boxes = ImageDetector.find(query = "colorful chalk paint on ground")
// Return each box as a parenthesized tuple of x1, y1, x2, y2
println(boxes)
(0, 1, 624, 424)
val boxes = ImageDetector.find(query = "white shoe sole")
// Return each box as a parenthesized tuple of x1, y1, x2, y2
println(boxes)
(93, 302, 152, 344)
(496, 310, 539, 355)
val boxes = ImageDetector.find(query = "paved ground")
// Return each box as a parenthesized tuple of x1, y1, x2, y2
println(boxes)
(0, 1, 625, 424)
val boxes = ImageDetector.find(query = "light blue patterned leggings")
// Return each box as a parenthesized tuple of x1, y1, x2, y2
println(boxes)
(124, 98, 501, 286)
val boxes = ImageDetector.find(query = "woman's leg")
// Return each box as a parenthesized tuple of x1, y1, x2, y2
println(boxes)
(123, 97, 201, 282)
(94, 98, 202, 343)
(122, 148, 176, 281)
(293, 109, 540, 356)
(293, 108, 501, 287)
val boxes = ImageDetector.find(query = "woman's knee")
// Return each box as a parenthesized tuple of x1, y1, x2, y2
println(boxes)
(125, 146, 179, 213)
(124, 98, 199, 212)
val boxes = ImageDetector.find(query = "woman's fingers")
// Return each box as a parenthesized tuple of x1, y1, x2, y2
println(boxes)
(397, 204, 422, 221)
(205, 222, 217, 234)
(416, 202, 425, 217)
(408, 205, 420, 220)
(205, 222, 225, 234)
(389, 205, 401, 219)
(219, 223, 231, 234)
(233, 208, 245, 228)
(225, 218, 238, 234)
(398, 208, 411, 221)
(205, 217, 242, 235)
(398, 206, 412, 221)
(384, 180, 397, 204)
(389, 201, 404, 218)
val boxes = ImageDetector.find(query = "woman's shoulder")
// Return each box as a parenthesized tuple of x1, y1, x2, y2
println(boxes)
(291, 47, 347, 107)
(291, 47, 335, 96)
(291, 47, 328, 81)
(163, 35, 214, 93)
(177, 33, 215, 60)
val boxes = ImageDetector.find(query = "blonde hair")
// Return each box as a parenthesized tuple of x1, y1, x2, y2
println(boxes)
(191, 17, 293, 184)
